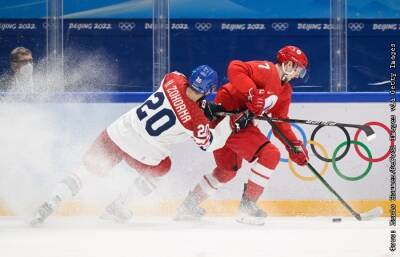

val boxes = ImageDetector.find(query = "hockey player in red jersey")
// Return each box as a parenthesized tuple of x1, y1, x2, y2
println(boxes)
(175, 46, 310, 225)
(30, 65, 251, 225)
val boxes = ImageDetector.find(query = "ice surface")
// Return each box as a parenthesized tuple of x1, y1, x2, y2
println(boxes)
(0, 216, 393, 257)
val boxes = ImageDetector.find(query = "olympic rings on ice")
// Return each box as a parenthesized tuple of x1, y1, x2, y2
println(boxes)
(310, 125, 351, 162)
(288, 140, 329, 181)
(264, 120, 390, 182)
(267, 123, 307, 163)
(353, 121, 394, 162)
(332, 140, 373, 181)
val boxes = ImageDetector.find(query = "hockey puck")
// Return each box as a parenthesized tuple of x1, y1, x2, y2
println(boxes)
(332, 218, 342, 222)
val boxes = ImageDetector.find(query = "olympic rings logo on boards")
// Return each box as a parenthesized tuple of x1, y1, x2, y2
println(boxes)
(266, 121, 393, 182)
(118, 22, 136, 31)
(348, 23, 364, 31)
(195, 23, 212, 31)
(271, 22, 289, 31)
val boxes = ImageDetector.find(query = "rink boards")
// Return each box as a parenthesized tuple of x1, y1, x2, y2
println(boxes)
(0, 94, 398, 217)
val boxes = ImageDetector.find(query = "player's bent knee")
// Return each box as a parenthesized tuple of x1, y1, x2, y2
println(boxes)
(123, 151, 172, 177)
(145, 157, 172, 177)
(134, 157, 172, 177)
(256, 143, 281, 170)
(212, 167, 237, 183)
(83, 130, 124, 176)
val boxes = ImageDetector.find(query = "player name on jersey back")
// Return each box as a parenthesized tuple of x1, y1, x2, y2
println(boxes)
(164, 79, 192, 125)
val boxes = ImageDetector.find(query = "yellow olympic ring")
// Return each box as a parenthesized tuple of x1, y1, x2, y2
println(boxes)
(288, 140, 329, 181)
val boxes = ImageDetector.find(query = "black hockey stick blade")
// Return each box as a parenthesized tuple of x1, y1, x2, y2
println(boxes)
(360, 125, 376, 141)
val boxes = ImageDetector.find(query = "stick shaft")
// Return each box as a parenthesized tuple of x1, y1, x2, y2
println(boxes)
(217, 111, 374, 137)
(305, 163, 361, 220)
(264, 117, 374, 137)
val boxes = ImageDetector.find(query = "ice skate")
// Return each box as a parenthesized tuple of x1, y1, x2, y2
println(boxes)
(30, 195, 62, 226)
(100, 199, 133, 224)
(174, 191, 206, 221)
(236, 195, 267, 226)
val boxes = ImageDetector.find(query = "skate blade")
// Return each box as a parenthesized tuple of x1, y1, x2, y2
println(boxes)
(99, 212, 132, 224)
(28, 218, 43, 227)
(28, 211, 48, 227)
(173, 214, 203, 222)
(236, 216, 265, 226)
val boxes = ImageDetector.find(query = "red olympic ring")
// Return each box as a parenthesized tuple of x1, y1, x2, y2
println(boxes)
(354, 121, 394, 162)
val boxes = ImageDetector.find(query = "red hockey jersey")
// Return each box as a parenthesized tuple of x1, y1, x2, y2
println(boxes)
(215, 60, 299, 144)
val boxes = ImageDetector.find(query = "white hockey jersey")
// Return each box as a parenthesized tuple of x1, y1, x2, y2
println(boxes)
(107, 72, 231, 165)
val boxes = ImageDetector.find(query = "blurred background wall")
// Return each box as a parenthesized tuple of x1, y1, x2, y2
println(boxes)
(0, 0, 399, 92)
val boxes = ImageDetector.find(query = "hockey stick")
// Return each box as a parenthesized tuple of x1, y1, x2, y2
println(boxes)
(264, 117, 376, 141)
(217, 111, 375, 141)
(263, 114, 382, 221)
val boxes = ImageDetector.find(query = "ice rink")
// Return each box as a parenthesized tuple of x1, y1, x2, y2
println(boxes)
(0, 216, 394, 257)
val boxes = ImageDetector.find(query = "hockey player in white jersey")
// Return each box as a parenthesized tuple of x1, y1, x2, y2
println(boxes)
(30, 65, 252, 225)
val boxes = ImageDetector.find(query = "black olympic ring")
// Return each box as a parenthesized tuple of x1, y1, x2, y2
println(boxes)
(310, 125, 351, 162)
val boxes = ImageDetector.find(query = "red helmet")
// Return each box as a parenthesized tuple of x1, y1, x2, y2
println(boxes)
(276, 45, 308, 68)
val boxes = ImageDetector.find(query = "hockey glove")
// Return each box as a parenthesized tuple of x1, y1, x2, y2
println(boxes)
(285, 140, 309, 166)
(230, 111, 254, 133)
(246, 88, 266, 116)
(200, 100, 226, 121)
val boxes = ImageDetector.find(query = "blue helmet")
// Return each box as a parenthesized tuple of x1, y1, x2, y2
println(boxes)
(189, 65, 218, 96)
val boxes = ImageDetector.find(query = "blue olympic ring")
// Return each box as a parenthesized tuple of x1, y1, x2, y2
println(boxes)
(267, 123, 307, 163)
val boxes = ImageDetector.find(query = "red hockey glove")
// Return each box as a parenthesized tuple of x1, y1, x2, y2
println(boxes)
(246, 88, 265, 116)
(286, 140, 309, 166)
(230, 111, 254, 133)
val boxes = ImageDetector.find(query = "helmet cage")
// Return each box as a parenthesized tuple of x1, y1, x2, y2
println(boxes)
(190, 81, 216, 96)
(282, 62, 307, 79)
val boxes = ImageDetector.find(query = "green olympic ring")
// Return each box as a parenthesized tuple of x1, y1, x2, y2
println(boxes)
(332, 140, 373, 181)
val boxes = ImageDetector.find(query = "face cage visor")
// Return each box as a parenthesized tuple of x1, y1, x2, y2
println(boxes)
(191, 83, 217, 96)
(282, 62, 307, 79)
(297, 64, 307, 79)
